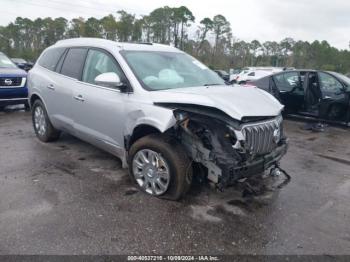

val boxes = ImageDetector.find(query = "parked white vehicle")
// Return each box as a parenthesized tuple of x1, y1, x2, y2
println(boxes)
(236, 70, 273, 83)
(233, 67, 288, 84)
(28, 38, 288, 200)
(229, 69, 242, 82)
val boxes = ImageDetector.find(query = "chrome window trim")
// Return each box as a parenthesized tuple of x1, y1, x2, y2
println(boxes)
(75, 80, 123, 93)
(37, 51, 133, 94)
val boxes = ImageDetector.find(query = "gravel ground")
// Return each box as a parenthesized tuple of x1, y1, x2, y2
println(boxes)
(0, 109, 349, 255)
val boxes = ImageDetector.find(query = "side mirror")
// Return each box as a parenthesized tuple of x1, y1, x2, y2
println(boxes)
(94, 72, 124, 89)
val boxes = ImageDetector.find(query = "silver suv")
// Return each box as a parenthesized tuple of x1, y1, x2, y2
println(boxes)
(28, 38, 287, 200)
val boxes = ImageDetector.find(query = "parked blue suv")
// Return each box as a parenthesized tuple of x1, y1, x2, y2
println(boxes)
(0, 52, 28, 110)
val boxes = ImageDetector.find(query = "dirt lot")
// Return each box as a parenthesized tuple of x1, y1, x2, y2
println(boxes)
(0, 109, 349, 255)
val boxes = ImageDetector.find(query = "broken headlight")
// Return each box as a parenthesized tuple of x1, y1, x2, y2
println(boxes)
(174, 111, 188, 122)
(227, 126, 242, 149)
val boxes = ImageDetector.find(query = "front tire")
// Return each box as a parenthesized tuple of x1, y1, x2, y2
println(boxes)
(32, 100, 61, 142)
(24, 102, 30, 112)
(128, 134, 192, 200)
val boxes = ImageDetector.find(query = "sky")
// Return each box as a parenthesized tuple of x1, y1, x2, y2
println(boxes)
(1, 0, 349, 50)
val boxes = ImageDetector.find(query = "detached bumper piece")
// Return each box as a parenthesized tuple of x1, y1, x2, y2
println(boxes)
(227, 139, 288, 184)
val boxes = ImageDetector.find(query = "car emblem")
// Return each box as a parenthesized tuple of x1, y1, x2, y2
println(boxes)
(273, 128, 281, 144)
(4, 79, 13, 85)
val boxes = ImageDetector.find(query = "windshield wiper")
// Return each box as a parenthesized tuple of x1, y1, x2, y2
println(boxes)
(203, 83, 222, 86)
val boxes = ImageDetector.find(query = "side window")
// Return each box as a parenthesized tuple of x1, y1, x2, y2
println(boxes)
(38, 48, 66, 71)
(248, 72, 255, 76)
(318, 72, 343, 93)
(82, 49, 124, 86)
(60, 48, 88, 79)
(55, 49, 68, 73)
(255, 77, 269, 91)
(273, 72, 300, 92)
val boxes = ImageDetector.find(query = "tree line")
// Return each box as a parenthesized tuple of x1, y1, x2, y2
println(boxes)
(1, 6, 349, 73)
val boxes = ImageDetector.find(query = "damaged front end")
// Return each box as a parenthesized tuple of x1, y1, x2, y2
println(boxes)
(157, 103, 288, 189)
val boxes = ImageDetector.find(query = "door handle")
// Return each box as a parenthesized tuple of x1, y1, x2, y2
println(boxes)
(46, 84, 55, 90)
(74, 95, 85, 102)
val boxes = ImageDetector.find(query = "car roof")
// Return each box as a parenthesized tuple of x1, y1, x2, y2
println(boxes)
(53, 38, 181, 53)
(259, 69, 344, 81)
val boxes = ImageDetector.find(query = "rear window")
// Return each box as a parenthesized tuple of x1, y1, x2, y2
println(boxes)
(60, 48, 88, 79)
(38, 48, 66, 71)
(273, 71, 301, 92)
(254, 77, 270, 91)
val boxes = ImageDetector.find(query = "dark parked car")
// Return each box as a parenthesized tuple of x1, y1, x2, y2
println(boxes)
(11, 58, 34, 72)
(0, 52, 28, 110)
(251, 70, 350, 126)
(214, 70, 230, 82)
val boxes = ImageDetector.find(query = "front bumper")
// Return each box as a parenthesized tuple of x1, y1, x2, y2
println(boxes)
(0, 87, 28, 107)
(228, 139, 288, 183)
(0, 97, 29, 107)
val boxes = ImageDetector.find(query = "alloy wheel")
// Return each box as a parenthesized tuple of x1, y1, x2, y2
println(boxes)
(132, 149, 170, 195)
(34, 106, 47, 136)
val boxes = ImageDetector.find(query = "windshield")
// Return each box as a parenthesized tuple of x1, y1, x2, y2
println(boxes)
(121, 51, 225, 91)
(331, 72, 350, 86)
(0, 53, 17, 68)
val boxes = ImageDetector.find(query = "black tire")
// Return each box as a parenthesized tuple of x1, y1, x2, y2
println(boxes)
(24, 102, 30, 112)
(128, 134, 192, 200)
(32, 99, 61, 142)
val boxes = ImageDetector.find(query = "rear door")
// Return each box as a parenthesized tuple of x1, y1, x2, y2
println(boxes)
(71, 48, 129, 155)
(272, 71, 304, 113)
(53, 47, 88, 132)
(317, 72, 350, 122)
(35, 47, 66, 126)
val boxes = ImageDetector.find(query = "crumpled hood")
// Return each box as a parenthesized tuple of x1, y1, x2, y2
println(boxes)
(0, 67, 27, 76)
(150, 85, 283, 120)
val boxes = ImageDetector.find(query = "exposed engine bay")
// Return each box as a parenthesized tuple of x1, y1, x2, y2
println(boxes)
(158, 103, 289, 189)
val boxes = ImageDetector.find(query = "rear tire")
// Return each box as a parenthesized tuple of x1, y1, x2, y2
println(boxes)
(32, 99, 61, 142)
(128, 134, 192, 200)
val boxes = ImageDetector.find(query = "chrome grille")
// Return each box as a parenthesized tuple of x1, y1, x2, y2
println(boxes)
(0, 77, 24, 87)
(241, 116, 282, 155)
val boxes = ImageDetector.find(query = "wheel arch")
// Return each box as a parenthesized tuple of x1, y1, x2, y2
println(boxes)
(126, 124, 162, 150)
(29, 93, 44, 107)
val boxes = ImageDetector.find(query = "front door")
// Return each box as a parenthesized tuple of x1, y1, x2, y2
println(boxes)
(317, 72, 350, 122)
(72, 48, 129, 156)
(300, 72, 322, 117)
